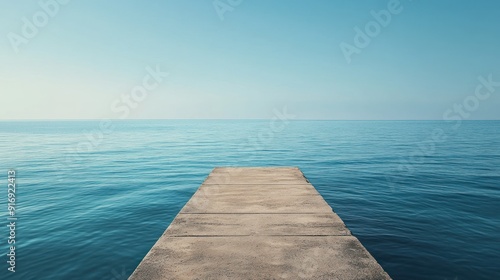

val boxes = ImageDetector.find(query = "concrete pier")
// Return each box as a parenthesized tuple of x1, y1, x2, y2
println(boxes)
(130, 167, 390, 279)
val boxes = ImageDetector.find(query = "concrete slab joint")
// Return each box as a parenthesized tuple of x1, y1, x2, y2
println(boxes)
(130, 167, 391, 280)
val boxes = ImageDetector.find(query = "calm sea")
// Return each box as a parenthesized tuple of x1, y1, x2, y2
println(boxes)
(0, 120, 499, 280)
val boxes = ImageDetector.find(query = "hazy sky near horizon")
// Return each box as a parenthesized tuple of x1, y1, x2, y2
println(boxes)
(1, 0, 499, 120)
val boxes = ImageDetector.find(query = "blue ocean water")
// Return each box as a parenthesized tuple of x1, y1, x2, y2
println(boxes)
(0, 120, 499, 280)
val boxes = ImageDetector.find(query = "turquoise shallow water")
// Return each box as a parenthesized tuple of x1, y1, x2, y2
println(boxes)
(0, 120, 499, 279)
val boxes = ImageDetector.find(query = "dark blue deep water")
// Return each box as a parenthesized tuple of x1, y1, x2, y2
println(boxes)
(0, 120, 499, 280)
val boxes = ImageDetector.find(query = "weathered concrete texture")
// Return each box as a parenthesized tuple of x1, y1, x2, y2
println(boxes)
(166, 214, 351, 236)
(130, 167, 391, 280)
(182, 192, 333, 214)
(203, 175, 309, 185)
(194, 183, 321, 196)
(203, 167, 309, 185)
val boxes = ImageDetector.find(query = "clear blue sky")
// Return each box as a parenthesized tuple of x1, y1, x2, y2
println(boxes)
(1, 0, 499, 120)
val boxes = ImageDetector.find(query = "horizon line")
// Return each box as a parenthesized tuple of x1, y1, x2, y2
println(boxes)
(1, 119, 500, 122)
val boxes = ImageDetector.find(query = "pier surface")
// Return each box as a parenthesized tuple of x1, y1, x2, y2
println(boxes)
(130, 167, 390, 279)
